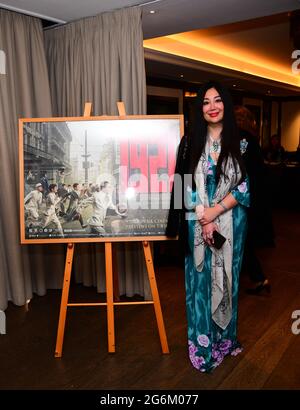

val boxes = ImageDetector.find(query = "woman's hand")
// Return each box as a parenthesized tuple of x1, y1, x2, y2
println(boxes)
(199, 206, 219, 226)
(202, 222, 218, 246)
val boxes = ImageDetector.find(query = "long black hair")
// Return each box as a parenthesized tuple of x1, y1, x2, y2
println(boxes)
(188, 80, 246, 185)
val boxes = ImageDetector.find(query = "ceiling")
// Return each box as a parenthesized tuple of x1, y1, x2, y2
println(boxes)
(144, 13, 300, 96)
(0, 0, 149, 24)
(1, 0, 300, 38)
(1, 0, 300, 96)
(145, 50, 299, 97)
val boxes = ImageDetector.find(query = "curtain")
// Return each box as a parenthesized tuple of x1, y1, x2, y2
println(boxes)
(44, 7, 151, 299)
(45, 7, 146, 117)
(0, 6, 150, 311)
(0, 8, 62, 310)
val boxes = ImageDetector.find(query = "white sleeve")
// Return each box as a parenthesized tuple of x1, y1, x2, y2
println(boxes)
(24, 192, 32, 204)
(108, 196, 116, 210)
(49, 193, 56, 205)
(38, 194, 43, 206)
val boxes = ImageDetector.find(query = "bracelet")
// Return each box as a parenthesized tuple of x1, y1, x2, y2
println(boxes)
(218, 200, 228, 212)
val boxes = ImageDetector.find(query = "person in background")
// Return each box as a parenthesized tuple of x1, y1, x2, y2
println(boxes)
(56, 168, 70, 189)
(167, 81, 250, 372)
(86, 181, 123, 235)
(24, 182, 43, 227)
(65, 183, 85, 227)
(81, 183, 88, 198)
(234, 105, 274, 294)
(57, 183, 69, 215)
(263, 134, 285, 163)
(43, 183, 64, 237)
(24, 169, 36, 196)
(40, 171, 49, 198)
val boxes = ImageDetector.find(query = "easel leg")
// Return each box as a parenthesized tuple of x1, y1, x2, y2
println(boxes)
(112, 245, 120, 302)
(55, 243, 74, 358)
(143, 241, 170, 354)
(105, 242, 115, 353)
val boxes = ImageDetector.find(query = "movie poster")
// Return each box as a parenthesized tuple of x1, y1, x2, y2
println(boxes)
(20, 118, 182, 242)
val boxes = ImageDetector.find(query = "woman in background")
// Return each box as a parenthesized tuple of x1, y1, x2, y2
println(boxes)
(234, 106, 274, 294)
(263, 134, 285, 163)
(167, 81, 250, 372)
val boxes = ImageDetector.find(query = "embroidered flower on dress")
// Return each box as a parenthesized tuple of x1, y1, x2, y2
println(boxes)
(212, 347, 224, 366)
(189, 338, 242, 372)
(197, 334, 210, 348)
(190, 354, 206, 370)
(211, 349, 220, 359)
(237, 181, 247, 193)
(205, 160, 214, 175)
(219, 339, 232, 353)
(190, 355, 198, 369)
(197, 356, 205, 366)
(240, 138, 248, 155)
(188, 340, 206, 370)
(188, 341, 198, 355)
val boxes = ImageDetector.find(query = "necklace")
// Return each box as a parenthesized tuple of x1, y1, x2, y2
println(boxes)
(209, 135, 221, 155)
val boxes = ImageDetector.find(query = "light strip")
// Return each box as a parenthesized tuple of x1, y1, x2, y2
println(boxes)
(144, 36, 300, 87)
(138, 0, 162, 6)
(168, 34, 290, 77)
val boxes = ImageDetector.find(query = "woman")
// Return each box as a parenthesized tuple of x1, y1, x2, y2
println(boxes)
(234, 105, 273, 294)
(167, 81, 250, 372)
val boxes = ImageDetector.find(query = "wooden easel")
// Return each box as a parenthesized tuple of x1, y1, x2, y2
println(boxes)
(54, 102, 169, 357)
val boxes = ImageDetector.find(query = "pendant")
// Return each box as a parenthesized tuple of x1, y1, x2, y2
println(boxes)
(212, 140, 219, 152)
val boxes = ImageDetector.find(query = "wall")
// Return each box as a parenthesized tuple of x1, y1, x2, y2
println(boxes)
(281, 101, 300, 151)
(147, 86, 183, 114)
(271, 101, 278, 137)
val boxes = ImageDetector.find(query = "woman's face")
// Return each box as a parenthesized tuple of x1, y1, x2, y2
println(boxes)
(202, 87, 224, 124)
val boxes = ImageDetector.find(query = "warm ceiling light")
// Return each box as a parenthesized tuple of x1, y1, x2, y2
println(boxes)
(233, 84, 237, 87)
(150, 10, 155, 14)
(144, 35, 300, 87)
(180, 74, 184, 78)
(185, 91, 197, 97)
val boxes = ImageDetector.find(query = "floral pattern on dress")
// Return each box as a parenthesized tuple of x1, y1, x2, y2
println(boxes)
(197, 334, 210, 347)
(205, 159, 214, 175)
(188, 340, 206, 370)
(188, 337, 243, 372)
(186, 154, 248, 374)
(237, 181, 248, 193)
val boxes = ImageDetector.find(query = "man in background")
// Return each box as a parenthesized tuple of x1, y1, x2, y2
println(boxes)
(87, 181, 123, 235)
(43, 183, 64, 237)
(24, 182, 43, 227)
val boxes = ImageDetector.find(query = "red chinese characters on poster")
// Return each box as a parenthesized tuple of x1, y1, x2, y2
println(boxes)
(119, 132, 176, 194)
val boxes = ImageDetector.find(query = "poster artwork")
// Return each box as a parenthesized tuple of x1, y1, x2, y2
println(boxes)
(21, 118, 182, 242)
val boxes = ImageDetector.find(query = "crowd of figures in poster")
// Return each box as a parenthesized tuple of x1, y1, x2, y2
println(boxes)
(20, 118, 181, 242)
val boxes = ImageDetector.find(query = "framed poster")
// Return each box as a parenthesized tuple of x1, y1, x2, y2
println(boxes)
(19, 115, 183, 244)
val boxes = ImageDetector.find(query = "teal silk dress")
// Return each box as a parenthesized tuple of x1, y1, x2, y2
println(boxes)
(185, 155, 250, 372)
